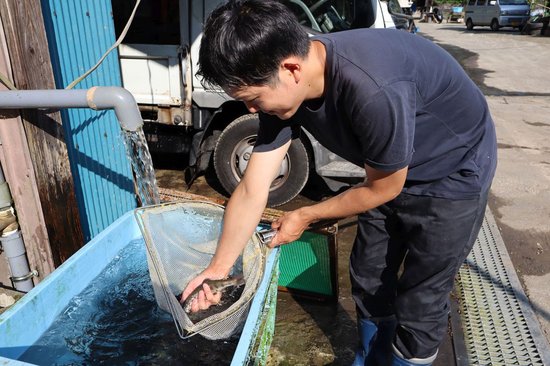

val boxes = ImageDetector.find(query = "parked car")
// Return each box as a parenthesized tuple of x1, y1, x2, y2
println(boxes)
(447, 6, 464, 22)
(464, 0, 530, 31)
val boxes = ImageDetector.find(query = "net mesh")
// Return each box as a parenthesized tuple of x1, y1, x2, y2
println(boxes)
(134, 200, 267, 340)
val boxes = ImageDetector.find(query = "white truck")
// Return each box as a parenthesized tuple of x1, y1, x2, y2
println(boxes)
(112, 0, 412, 206)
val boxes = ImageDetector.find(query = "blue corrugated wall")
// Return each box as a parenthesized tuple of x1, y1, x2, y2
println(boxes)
(41, 0, 137, 241)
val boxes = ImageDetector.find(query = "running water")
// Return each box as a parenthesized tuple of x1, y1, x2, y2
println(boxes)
(123, 129, 160, 205)
(18, 240, 239, 365)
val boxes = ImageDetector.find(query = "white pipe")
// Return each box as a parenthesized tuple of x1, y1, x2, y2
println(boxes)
(0, 86, 143, 131)
(0, 89, 88, 108)
(1, 230, 34, 292)
(86, 87, 143, 131)
(0, 164, 32, 291)
(0, 86, 143, 291)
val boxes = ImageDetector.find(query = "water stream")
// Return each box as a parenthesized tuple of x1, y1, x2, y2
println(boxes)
(123, 129, 161, 206)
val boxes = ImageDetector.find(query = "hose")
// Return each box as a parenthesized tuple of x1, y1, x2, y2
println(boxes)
(0, 0, 142, 91)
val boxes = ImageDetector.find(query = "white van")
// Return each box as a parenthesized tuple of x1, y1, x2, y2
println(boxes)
(464, 0, 530, 31)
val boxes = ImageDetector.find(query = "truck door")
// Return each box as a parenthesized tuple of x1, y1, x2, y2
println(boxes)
(113, 0, 186, 126)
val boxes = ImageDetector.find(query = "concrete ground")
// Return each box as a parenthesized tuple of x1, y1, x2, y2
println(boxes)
(155, 21, 550, 365)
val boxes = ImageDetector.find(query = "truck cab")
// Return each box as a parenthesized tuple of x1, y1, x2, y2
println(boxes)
(113, 0, 412, 206)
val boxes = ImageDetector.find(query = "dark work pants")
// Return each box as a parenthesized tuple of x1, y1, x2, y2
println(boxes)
(350, 190, 488, 359)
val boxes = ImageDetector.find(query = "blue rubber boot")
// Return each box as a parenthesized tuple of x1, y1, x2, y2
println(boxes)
(352, 317, 397, 366)
(352, 318, 378, 366)
(369, 318, 397, 366)
(391, 344, 437, 366)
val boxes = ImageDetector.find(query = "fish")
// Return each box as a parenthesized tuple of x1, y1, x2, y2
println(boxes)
(181, 275, 245, 313)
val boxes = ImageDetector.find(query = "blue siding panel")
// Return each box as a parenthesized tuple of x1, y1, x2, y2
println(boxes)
(41, 0, 136, 241)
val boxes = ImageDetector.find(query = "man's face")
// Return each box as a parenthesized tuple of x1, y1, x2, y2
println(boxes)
(226, 68, 304, 120)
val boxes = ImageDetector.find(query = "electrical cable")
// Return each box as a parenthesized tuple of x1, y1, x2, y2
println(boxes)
(65, 0, 141, 89)
(0, 0, 141, 91)
(0, 71, 17, 90)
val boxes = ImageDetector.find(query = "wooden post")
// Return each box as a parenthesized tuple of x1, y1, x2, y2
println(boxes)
(0, 25, 55, 283)
(0, 0, 84, 269)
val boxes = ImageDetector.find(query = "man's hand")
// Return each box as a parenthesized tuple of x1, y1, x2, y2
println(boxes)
(269, 209, 312, 247)
(180, 268, 226, 313)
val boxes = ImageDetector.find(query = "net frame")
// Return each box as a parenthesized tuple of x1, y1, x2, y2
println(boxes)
(134, 200, 267, 339)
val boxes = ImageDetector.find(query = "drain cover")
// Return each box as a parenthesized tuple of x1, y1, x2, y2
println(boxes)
(455, 209, 550, 365)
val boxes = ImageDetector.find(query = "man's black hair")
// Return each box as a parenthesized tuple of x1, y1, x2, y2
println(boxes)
(197, 0, 310, 89)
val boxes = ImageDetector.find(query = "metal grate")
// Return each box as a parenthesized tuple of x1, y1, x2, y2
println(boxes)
(455, 209, 550, 365)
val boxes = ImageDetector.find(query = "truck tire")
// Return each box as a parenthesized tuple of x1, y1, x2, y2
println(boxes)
(466, 18, 474, 30)
(491, 19, 500, 31)
(213, 114, 309, 207)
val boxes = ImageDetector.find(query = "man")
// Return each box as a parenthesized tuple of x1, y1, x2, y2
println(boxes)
(181, 0, 497, 364)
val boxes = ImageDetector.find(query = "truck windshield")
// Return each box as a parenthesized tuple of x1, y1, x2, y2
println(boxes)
(283, 0, 352, 32)
(499, 0, 528, 4)
(114, 0, 379, 42)
(283, 0, 378, 33)
(112, 0, 180, 44)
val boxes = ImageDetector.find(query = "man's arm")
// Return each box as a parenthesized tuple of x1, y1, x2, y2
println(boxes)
(269, 164, 408, 246)
(181, 140, 291, 311)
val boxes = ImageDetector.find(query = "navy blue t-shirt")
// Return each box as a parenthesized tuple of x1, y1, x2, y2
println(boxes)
(253, 29, 497, 199)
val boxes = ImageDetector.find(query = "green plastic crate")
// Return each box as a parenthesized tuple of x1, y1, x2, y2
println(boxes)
(277, 229, 338, 300)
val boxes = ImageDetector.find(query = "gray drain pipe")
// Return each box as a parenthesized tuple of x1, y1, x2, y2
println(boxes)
(0, 86, 143, 291)
(0, 165, 12, 213)
(0, 165, 35, 292)
(0, 86, 143, 131)
(1, 230, 36, 292)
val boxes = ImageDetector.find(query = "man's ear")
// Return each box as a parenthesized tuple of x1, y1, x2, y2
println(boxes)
(281, 58, 302, 84)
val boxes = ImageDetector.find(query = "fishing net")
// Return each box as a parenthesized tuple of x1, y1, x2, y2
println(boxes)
(134, 200, 267, 340)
